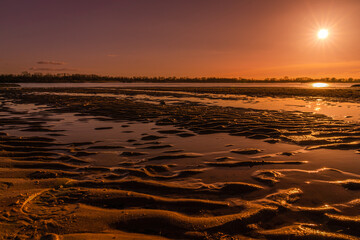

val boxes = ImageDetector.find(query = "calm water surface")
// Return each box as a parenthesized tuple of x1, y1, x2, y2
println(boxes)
(18, 82, 355, 88)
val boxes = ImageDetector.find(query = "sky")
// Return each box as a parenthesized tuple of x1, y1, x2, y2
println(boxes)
(1, 0, 360, 79)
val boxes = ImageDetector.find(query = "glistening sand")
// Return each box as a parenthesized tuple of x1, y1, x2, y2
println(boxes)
(0, 86, 360, 239)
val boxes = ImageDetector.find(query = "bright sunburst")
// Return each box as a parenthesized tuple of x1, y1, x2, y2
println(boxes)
(317, 29, 329, 39)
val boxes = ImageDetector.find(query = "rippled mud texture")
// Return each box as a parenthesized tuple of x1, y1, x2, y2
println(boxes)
(129, 86, 360, 102)
(15, 86, 360, 103)
(2, 88, 360, 149)
(1, 87, 360, 239)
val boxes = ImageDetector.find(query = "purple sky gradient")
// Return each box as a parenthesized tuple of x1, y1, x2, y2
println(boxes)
(1, 0, 360, 78)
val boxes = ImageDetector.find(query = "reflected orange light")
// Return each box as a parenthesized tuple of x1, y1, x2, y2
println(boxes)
(312, 83, 329, 88)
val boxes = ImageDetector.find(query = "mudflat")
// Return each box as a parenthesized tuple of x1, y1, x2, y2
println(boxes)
(1, 86, 360, 239)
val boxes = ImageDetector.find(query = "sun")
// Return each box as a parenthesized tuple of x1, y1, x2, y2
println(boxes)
(317, 29, 329, 39)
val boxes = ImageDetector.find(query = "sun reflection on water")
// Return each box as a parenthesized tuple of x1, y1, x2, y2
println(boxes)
(312, 83, 329, 88)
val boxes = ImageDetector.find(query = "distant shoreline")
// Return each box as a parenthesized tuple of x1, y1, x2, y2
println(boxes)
(1, 74, 360, 83)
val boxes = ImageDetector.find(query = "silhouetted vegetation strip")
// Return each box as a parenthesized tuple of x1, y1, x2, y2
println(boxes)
(0, 74, 359, 83)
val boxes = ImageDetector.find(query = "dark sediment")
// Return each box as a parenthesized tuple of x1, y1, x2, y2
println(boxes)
(1, 87, 360, 239)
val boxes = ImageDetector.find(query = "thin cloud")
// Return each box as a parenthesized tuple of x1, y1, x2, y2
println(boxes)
(29, 67, 77, 72)
(37, 61, 66, 65)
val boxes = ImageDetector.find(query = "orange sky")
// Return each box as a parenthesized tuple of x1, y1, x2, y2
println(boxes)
(1, 0, 360, 78)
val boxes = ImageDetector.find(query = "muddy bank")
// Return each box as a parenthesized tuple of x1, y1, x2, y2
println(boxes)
(130, 87, 360, 102)
(12, 86, 360, 102)
(1, 88, 360, 239)
(2, 88, 360, 149)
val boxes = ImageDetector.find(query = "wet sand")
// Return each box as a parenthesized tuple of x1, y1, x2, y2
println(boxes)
(1, 86, 360, 239)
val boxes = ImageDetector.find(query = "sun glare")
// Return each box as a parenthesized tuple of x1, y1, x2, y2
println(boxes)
(317, 29, 329, 39)
(312, 83, 329, 88)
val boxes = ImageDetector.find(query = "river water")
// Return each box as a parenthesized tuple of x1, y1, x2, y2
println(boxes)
(18, 82, 356, 88)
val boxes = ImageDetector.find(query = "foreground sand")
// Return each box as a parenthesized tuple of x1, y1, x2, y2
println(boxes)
(1, 87, 360, 239)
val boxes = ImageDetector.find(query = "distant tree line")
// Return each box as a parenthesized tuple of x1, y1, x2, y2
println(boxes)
(0, 73, 359, 83)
